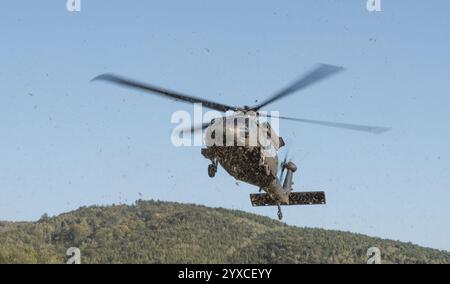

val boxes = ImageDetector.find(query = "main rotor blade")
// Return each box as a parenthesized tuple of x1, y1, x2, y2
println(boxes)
(182, 122, 211, 133)
(252, 64, 345, 110)
(92, 74, 235, 112)
(267, 115, 391, 134)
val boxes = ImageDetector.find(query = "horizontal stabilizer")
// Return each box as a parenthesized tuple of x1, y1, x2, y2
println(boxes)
(250, 191, 326, 207)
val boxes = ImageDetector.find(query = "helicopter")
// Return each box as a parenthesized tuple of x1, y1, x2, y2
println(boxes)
(93, 64, 390, 220)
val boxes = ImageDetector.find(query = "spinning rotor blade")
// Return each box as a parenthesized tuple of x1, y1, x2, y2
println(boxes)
(181, 122, 211, 134)
(267, 115, 390, 134)
(252, 64, 345, 110)
(279, 151, 289, 181)
(175, 121, 215, 134)
(92, 74, 236, 112)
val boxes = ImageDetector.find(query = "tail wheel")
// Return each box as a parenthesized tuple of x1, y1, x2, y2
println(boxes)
(277, 205, 283, 220)
(208, 164, 217, 178)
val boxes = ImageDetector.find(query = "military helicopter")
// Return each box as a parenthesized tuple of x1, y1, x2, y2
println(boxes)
(93, 64, 390, 220)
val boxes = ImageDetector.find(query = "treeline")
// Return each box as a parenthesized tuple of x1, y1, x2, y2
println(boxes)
(0, 200, 449, 264)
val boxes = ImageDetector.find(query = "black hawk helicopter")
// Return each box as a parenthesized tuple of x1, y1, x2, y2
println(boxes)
(93, 64, 390, 220)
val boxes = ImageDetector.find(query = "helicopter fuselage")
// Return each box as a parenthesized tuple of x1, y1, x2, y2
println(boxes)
(201, 113, 283, 188)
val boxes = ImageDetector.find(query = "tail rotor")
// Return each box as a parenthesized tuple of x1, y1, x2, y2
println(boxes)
(279, 151, 289, 182)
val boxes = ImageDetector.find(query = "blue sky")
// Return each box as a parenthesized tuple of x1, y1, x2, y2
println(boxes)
(1, 1, 449, 251)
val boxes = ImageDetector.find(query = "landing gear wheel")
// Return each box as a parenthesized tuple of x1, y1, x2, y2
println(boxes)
(208, 164, 217, 178)
(277, 205, 283, 220)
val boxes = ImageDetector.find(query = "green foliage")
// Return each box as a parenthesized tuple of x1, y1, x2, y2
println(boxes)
(0, 200, 449, 264)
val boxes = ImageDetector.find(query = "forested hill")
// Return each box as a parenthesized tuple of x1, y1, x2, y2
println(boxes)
(0, 200, 449, 263)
